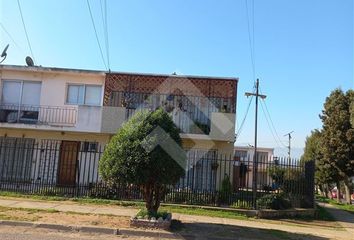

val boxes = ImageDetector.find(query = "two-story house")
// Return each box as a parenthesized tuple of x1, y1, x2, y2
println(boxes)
(0, 65, 237, 194)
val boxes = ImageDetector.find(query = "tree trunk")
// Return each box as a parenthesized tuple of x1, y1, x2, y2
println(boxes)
(343, 177, 352, 205)
(142, 183, 163, 216)
(336, 182, 341, 203)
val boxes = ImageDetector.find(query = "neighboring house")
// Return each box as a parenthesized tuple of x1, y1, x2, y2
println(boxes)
(0, 65, 237, 192)
(234, 146, 274, 190)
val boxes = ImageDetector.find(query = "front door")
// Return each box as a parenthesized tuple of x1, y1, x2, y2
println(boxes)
(58, 141, 79, 186)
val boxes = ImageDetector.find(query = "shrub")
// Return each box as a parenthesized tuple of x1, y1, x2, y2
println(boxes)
(218, 174, 233, 204)
(164, 189, 216, 205)
(230, 200, 252, 209)
(256, 193, 292, 210)
(99, 109, 186, 215)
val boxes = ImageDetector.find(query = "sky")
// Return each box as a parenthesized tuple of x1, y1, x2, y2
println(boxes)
(0, 0, 353, 157)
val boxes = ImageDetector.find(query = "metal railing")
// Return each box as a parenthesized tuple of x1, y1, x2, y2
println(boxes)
(0, 104, 77, 126)
(0, 138, 315, 209)
(108, 91, 236, 135)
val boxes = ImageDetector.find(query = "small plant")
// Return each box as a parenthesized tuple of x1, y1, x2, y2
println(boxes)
(256, 193, 292, 210)
(137, 209, 169, 220)
(230, 200, 252, 209)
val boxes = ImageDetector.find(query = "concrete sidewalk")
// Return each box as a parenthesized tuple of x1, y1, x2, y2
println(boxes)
(0, 197, 352, 239)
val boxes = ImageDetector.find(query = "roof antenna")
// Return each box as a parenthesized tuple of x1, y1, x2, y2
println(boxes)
(0, 44, 9, 63)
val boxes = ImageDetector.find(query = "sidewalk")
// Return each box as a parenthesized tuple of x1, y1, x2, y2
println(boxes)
(0, 196, 352, 239)
(318, 202, 354, 235)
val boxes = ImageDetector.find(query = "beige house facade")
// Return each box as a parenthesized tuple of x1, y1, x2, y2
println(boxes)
(0, 65, 238, 190)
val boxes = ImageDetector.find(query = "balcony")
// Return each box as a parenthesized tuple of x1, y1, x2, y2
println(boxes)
(0, 104, 77, 127)
(99, 106, 235, 141)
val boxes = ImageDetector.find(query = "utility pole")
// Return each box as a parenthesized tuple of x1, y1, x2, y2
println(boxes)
(284, 131, 294, 161)
(245, 79, 267, 209)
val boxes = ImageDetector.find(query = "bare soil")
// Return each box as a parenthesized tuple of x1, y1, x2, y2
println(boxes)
(0, 206, 130, 228)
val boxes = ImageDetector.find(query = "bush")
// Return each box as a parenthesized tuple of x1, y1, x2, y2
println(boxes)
(137, 209, 169, 220)
(256, 193, 292, 210)
(164, 189, 216, 205)
(218, 174, 233, 204)
(230, 200, 252, 209)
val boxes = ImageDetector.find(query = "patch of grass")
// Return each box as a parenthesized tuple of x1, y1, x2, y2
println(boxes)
(0, 191, 251, 220)
(160, 205, 249, 220)
(315, 205, 335, 221)
(316, 195, 354, 215)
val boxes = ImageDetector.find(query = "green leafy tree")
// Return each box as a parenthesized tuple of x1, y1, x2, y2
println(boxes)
(99, 108, 186, 215)
(320, 89, 354, 204)
(301, 130, 337, 196)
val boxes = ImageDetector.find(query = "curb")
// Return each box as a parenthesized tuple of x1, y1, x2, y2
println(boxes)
(0, 220, 179, 238)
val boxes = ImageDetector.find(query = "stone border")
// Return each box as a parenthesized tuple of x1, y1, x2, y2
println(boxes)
(0, 220, 178, 238)
(130, 210, 172, 229)
(256, 208, 316, 219)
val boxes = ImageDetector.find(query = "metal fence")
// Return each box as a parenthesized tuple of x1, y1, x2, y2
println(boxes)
(0, 139, 315, 209)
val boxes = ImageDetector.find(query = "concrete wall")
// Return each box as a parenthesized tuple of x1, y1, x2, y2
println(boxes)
(210, 112, 236, 142)
(0, 67, 105, 108)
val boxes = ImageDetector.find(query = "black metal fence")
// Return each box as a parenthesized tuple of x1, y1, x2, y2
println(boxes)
(0, 138, 315, 209)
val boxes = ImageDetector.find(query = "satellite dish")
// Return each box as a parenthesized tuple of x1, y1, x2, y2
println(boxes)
(0, 44, 9, 63)
(1, 44, 9, 58)
(25, 56, 34, 66)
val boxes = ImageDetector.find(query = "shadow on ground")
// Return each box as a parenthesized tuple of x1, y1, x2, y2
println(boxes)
(170, 220, 328, 240)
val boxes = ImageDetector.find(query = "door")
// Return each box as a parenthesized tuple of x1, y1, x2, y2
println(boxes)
(58, 141, 79, 186)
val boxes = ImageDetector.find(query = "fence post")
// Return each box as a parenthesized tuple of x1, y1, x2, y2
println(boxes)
(305, 160, 315, 208)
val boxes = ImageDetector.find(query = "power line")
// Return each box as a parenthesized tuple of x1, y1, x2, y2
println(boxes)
(259, 99, 287, 150)
(245, 0, 255, 82)
(17, 0, 35, 63)
(104, 0, 110, 71)
(0, 22, 24, 53)
(86, 0, 107, 70)
(100, 0, 110, 71)
(260, 97, 288, 148)
(235, 94, 254, 141)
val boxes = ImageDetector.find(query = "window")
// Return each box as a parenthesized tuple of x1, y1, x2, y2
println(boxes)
(2, 80, 41, 106)
(81, 141, 98, 152)
(66, 84, 102, 106)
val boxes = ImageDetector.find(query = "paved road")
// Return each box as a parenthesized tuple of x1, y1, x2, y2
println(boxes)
(0, 226, 156, 240)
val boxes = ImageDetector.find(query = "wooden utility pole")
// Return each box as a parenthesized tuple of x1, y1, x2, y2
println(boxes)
(245, 79, 266, 209)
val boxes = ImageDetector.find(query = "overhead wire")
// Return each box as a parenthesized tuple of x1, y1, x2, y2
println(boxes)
(259, 87, 288, 148)
(100, 0, 110, 71)
(245, 0, 255, 83)
(235, 86, 256, 141)
(17, 0, 35, 63)
(86, 0, 107, 70)
(0, 22, 25, 53)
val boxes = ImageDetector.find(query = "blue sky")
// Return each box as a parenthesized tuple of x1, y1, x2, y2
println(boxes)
(0, 0, 353, 156)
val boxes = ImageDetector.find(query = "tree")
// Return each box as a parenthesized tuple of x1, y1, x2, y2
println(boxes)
(99, 108, 186, 215)
(301, 129, 337, 197)
(320, 89, 354, 204)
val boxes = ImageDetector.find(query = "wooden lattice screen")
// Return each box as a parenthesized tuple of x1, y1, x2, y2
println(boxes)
(104, 73, 237, 106)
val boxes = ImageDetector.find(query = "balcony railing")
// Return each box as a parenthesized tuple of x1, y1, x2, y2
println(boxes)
(126, 108, 211, 134)
(0, 104, 77, 126)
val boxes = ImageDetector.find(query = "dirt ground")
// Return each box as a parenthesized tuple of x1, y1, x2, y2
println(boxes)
(0, 207, 130, 229)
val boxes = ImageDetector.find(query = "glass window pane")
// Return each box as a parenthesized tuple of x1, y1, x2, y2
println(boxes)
(2, 81, 21, 105)
(67, 85, 84, 104)
(21, 82, 41, 106)
(84, 85, 101, 105)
